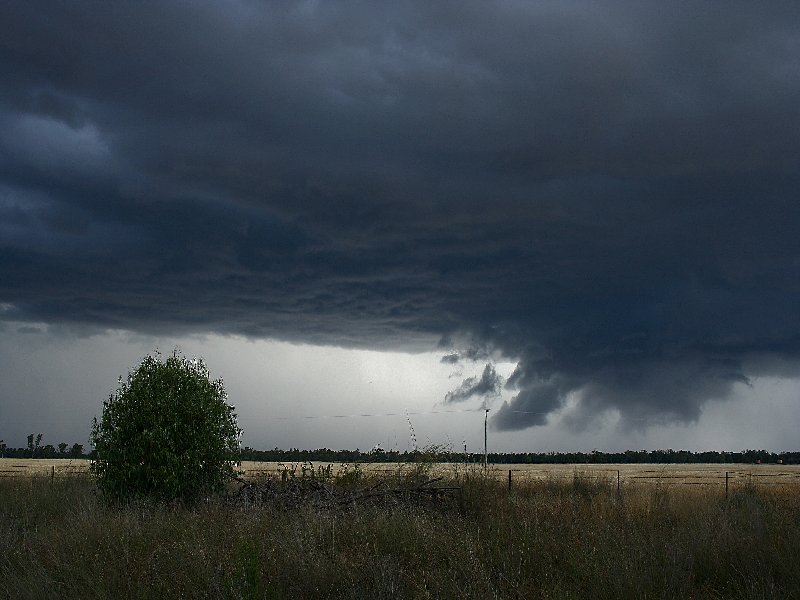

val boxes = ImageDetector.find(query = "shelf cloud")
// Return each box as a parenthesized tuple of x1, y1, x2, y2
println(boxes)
(2, 1, 799, 433)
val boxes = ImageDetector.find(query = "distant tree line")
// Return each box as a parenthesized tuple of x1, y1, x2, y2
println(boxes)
(0, 434, 88, 459)
(3, 439, 797, 464)
(484, 448, 799, 465)
(240, 446, 800, 465)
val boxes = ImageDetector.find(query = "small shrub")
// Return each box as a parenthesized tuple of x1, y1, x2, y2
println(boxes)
(90, 350, 241, 503)
(571, 470, 611, 499)
(335, 463, 364, 488)
(402, 443, 448, 486)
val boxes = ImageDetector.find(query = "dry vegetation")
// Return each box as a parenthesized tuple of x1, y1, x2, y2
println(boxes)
(240, 460, 800, 488)
(2, 462, 799, 599)
(4, 457, 799, 485)
(0, 458, 91, 478)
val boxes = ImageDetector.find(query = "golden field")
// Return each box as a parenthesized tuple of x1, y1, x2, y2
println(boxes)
(0, 458, 91, 477)
(3, 457, 799, 488)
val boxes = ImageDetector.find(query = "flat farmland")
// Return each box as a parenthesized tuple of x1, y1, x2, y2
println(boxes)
(239, 460, 800, 487)
(0, 458, 91, 478)
(3, 457, 800, 597)
(494, 462, 800, 487)
(3, 458, 799, 488)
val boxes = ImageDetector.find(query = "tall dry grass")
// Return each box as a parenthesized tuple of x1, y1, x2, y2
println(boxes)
(1, 470, 798, 599)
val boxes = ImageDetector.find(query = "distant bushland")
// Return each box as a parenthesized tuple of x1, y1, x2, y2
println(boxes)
(1, 436, 87, 459)
(240, 446, 800, 465)
(3, 443, 797, 464)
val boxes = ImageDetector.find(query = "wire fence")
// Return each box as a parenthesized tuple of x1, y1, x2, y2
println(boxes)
(484, 467, 800, 500)
(2, 460, 800, 495)
(0, 461, 91, 479)
(494, 467, 800, 486)
(224, 462, 800, 494)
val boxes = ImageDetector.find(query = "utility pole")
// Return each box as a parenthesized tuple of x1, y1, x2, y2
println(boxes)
(484, 409, 489, 469)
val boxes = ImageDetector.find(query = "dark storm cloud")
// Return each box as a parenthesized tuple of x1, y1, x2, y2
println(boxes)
(440, 354, 460, 365)
(445, 364, 503, 404)
(2, 1, 800, 429)
(493, 383, 563, 431)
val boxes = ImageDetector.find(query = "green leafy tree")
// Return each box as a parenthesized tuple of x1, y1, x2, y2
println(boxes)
(90, 350, 241, 502)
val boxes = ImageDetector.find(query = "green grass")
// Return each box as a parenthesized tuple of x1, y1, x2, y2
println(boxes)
(1, 472, 798, 599)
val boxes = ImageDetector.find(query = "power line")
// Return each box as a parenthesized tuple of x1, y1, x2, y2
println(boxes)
(272, 407, 488, 420)
(272, 407, 664, 423)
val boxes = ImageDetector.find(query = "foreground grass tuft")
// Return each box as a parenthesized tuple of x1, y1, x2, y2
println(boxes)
(1, 472, 798, 599)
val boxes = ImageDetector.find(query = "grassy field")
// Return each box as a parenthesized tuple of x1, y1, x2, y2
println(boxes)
(4, 457, 799, 489)
(0, 458, 92, 477)
(242, 460, 800, 487)
(2, 461, 799, 599)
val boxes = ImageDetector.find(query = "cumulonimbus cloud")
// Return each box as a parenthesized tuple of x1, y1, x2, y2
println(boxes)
(1, 2, 799, 432)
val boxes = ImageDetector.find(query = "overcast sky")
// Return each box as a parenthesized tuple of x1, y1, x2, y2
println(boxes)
(1, 2, 799, 453)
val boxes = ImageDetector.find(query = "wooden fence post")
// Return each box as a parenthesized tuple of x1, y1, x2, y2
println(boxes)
(725, 472, 729, 498)
(508, 469, 512, 491)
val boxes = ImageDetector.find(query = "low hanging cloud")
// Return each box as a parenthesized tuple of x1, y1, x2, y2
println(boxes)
(493, 382, 564, 431)
(440, 353, 460, 365)
(445, 364, 503, 404)
(1, 2, 800, 433)
(490, 346, 771, 432)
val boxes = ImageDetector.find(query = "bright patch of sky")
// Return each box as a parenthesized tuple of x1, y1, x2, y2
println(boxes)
(1, 323, 797, 453)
